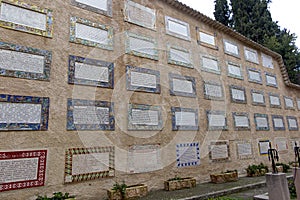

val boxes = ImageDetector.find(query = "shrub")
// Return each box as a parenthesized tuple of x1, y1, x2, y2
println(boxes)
(276, 163, 290, 173)
(36, 192, 75, 200)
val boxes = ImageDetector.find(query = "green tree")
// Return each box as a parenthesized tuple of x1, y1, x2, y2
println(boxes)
(214, 0, 231, 26)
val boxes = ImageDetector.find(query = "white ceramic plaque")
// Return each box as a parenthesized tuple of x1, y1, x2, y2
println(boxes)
(208, 114, 226, 127)
(274, 118, 284, 128)
(235, 116, 249, 127)
(75, 23, 109, 44)
(73, 106, 109, 125)
(237, 143, 252, 156)
(245, 48, 258, 63)
(131, 109, 159, 126)
(130, 71, 156, 88)
(202, 57, 219, 72)
(0, 102, 41, 124)
(252, 93, 264, 103)
(289, 118, 298, 128)
(173, 79, 193, 93)
(170, 48, 191, 64)
(228, 63, 242, 77)
(270, 95, 280, 106)
(232, 89, 245, 101)
(0, 157, 39, 183)
(199, 32, 215, 46)
(205, 84, 223, 98)
(75, 62, 109, 82)
(285, 97, 294, 108)
(76, 0, 108, 11)
(211, 144, 228, 160)
(0, 49, 45, 74)
(72, 153, 109, 175)
(166, 16, 190, 39)
(177, 144, 199, 165)
(262, 53, 273, 69)
(297, 99, 300, 110)
(256, 117, 268, 128)
(224, 41, 239, 56)
(175, 112, 196, 126)
(275, 138, 288, 152)
(248, 70, 261, 82)
(129, 36, 156, 56)
(266, 75, 277, 86)
(0, 2, 46, 30)
(259, 141, 269, 154)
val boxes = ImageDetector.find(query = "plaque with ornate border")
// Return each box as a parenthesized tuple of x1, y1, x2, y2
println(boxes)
(203, 81, 224, 101)
(247, 67, 262, 84)
(227, 61, 243, 80)
(258, 139, 270, 155)
(206, 110, 228, 131)
(268, 93, 281, 108)
(209, 140, 230, 162)
(0, 41, 52, 81)
(287, 116, 299, 131)
(0, 149, 47, 192)
(0, 0, 53, 37)
(68, 55, 114, 88)
(70, 16, 113, 50)
(254, 113, 269, 131)
(274, 137, 288, 154)
(0, 94, 49, 131)
(223, 39, 240, 58)
(167, 44, 193, 68)
(165, 16, 191, 41)
(284, 96, 295, 110)
(128, 103, 163, 130)
(232, 112, 250, 131)
(169, 73, 196, 98)
(171, 107, 199, 131)
(251, 90, 266, 107)
(71, 0, 112, 16)
(200, 55, 221, 75)
(64, 147, 115, 183)
(176, 142, 200, 167)
(244, 47, 259, 64)
(196, 27, 218, 50)
(272, 115, 285, 131)
(126, 65, 160, 93)
(265, 72, 278, 88)
(236, 140, 253, 160)
(230, 85, 247, 104)
(67, 99, 115, 131)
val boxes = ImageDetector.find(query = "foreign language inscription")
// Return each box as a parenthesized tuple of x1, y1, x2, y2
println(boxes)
(237, 142, 253, 159)
(209, 141, 229, 162)
(207, 111, 227, 130)
(204, 82, 223, 100)
(75, 62, 109, 82)
(176, 143, 200, 167)
(131, 109, 159, 126)
(233, 113, 250, 130)
(258, 140, 270, 155)
(255, 114, 269, 131)
(73, 106, 109, 125)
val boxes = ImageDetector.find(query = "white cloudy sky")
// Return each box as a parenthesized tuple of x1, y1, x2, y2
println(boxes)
(178, 0, 300, 47)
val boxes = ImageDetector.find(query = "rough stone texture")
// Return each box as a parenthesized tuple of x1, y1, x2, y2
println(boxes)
(266, 173, 290, 200)
(0, 0, 299, 199)
(293, 168, 300, 199)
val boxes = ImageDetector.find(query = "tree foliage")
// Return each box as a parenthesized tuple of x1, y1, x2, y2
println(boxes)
(214, 0, 300, 84)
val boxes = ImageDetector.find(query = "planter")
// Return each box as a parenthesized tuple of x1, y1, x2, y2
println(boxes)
(276, 165, 283, 173)
(210, 171, 238, 184)
(247, 168, 267, 177)
(107, 184, 148, 200)
(164, 177, 196, 191)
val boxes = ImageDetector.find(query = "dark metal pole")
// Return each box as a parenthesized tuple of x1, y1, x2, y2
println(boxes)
(294, 142, 300, 167)
(268, 142, 279, 174)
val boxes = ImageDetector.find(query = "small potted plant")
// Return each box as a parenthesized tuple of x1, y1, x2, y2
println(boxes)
(107, 181, 148, 200)
(164, 176, 196, 191)
(210, 170, 238, 184)
(36, 192, 76, 200)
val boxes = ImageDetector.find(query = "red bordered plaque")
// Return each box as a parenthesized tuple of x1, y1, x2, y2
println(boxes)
(0, 150, 47, 192)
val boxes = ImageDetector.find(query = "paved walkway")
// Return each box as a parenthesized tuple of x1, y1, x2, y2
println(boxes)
(140, 173, 293, 200)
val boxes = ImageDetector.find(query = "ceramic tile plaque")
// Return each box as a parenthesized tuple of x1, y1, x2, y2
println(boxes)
(128, 144, 162, 173)
(236, 140, 253, 159)
(274, 137, 288, 153)
(251, 90, 265, 106)
(258, 140, 270, 155)
(0, 150, 47, 192)
(297, 99, 300, 110)
(272, 115, 285, 131)
(230, 85, 246, 103)
(244, 47, 259, 64)
(128, 104, 162, 130)
(67, 99, 114, 131)
(176, 142, 200, 167)
(65, 147, 114, 183)
(233, 112, 250, 131)
(0, 41, 51, 81)
(269, 93, 281, 108)
(126, 65, 160, 93)
(247, 68, 262, 84)
(168, 45, 193, 68)
(171, 107, 198, 131)
(169, 73, 196, 98)
(196, 28, 217, 49)
(201, 56, 220, 74)
(206, 111, 227, 130)
(71, 0, 112, 16)
(165, 16, 190, 41)
(68, 55, 114, 88)
(265, 73, 277, 87)
(223, 39, 239, 57)
(0, 0, 53, 37)
(262, 53, 273, 69)
(287, 116, 298, 131)
(284, 96, 294, 109)
(204, 81, 224, 101)
(124, 0, 156, 30)
(209, 141, 229, 162)
(0, 94, 49, 131)
(125, 32, 158, 60)
(254, 114, 269, 131)
(227, 62, 243, 79)
(70, 16, 113, 50)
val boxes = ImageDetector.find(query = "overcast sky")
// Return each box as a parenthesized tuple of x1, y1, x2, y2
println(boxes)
(177, 0, 300, 47)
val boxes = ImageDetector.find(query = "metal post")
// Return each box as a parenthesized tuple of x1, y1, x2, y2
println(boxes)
(268, 142, 279, 174)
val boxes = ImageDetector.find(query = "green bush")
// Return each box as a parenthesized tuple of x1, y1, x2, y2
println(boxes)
(36, 192, 75, 200)
(246, 163, 268, 176)
(276, 163, 290, 173)
(288, 180, 297, 199)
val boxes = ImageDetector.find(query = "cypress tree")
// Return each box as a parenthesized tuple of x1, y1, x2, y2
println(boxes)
(213, 0, 231, 26)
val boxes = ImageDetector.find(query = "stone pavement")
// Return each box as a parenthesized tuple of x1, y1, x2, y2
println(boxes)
(139, 173, 293, 200)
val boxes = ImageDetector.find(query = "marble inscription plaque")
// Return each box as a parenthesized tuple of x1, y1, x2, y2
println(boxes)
(245, 47, 258, 63)
(0, 2, 46, 30)
(252, 92, 264, 104)
(125, 0, 156, 29)
(287, 116, 298, 131)
(131, 71, 156, 88)
(270, 95, 280, 106)
(274, 119, 284, 127)
(176, 143, 200, 167)
(169, 47, 192, 67)
(128, 144, 162, 173)
(165, 16, 190, 40)
(202, 56, 219, 73)
(275, 138, 288, 153)
(248, 69, 261, 83)
(224, 40, 239, 56)
(233, 114, 250, 130)
(228, 63, 242, 78)
(230, 86, 246, 103)
(272, 115, 285, 131)
(169, 73, 196, 97)
(258, 140, 270, 155)
(207, 111, 227, 130)
(284, 97, 294, 108)
(0, 150, 47, 192)
(75, 62, 109, 82)
(297, 99, 300, 110)
(173, 79, 193, 93)
(262, 53, 273, 69)
(199, 32, 215, 46)
(210, 141, 229, 161)
(75, 23, 108, 44)
(76, 0, 108, 11)
(175, 112, 196, 126)
(255, 115, 269, 131)
(65, 147, 114, 183)
(266, 74, 277, 86)
(67, 99, 114, 131)
(237, 142, 252, 159)
(172, 107, 198, 131)
(204, 83, 223, 100)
